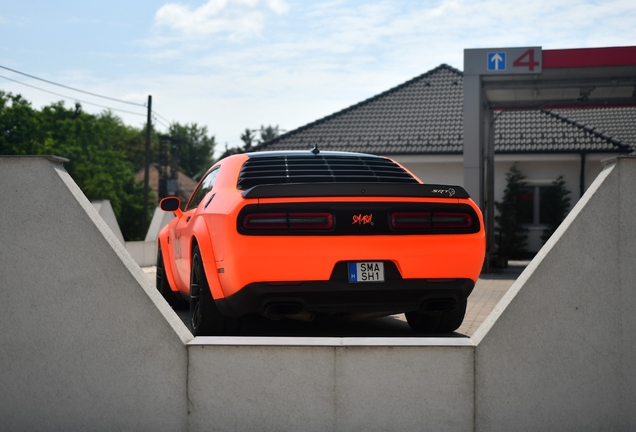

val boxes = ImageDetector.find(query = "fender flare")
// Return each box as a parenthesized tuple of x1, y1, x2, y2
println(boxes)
(157, 231, 180, 294)
(190, 217, 225, 300)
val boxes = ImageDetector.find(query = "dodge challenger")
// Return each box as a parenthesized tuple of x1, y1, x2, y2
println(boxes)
(156, 150, 485, 335)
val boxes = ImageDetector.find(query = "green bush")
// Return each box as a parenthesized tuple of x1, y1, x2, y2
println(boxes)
(540, 175, 571, 242)
(494, 164, 529, 260)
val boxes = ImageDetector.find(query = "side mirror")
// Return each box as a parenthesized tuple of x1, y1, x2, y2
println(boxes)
(160, 197, 183, 217)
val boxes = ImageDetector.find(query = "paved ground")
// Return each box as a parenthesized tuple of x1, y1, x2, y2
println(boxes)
(457, 261, 527, 335)
(142, 262, 527, 337)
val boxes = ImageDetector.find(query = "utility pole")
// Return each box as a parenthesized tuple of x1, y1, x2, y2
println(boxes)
(142, 95, 152, 238)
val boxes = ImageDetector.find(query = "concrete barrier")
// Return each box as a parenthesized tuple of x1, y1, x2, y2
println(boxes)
(124, 206, 174, 267)
(125, 239, 157, 267)
(91, 200, 125, 244)
(0, 156, 192, 431)
(187, 337, 474, 432)
(2, 155, 636, 431)
(472, 157, 636, 431)
(146, 206, 174, 242)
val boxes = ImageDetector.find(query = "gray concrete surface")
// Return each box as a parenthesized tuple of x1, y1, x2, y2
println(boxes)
(145, 205, 174, 241)
(91, 199, 125, 244)
(0, 156, 192, 431)
(188, 338, 474, 432)
(472, 157, 636, 431)
(3, 155, 636, 431)
(126, 239, 158, 267)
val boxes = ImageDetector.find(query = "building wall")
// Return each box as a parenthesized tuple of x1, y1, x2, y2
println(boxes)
(393, 153, 617, 253)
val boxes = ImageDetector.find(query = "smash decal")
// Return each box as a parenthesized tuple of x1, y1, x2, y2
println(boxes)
(352, 214, 373, 225)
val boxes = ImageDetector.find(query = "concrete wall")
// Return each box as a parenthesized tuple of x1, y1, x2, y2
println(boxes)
(125, 240, 157, 267)
(0, 156, 192, 431)
(146, 206, 174, 241)
(187, 338, 474, 432)
(91, 200, 125, 244)
(3, 155, 636, 431)
(472, 157, 636, 431)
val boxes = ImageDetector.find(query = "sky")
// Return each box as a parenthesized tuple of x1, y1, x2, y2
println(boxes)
(1, 0, 635, 157)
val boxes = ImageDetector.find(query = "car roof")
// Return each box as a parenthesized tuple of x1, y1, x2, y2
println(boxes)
(243, 150, 387, 159)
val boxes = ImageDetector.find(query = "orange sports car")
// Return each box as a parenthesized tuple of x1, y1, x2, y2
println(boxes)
(156, 150, 485, 335)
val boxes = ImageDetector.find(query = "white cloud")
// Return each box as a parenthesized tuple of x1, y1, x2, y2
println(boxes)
(154, 0, 289, 39)
(115, 0, 636, 155)
(266, 0, 289, 14)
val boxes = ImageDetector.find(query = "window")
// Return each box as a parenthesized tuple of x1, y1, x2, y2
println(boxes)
(186, 167, 219, 210)
(517, 185, 557, 225)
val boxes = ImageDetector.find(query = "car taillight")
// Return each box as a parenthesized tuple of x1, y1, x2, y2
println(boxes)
(391, 212, 432, 229)
(432, 212, 472, 228)
(391, 212, 472, 230)
(288, 213, 334, 229)
(242, 212, 334, 231)
(242, 213, 287, 229)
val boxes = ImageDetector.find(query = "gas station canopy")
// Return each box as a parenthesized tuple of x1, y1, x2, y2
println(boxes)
(462, 45, 636, 271)
(467, 46, 636, 110)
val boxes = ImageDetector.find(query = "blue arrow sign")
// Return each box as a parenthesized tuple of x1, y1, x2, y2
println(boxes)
(487, 52, 506, 71)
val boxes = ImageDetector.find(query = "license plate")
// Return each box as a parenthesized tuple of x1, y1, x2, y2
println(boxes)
(348, 262, 385, 283)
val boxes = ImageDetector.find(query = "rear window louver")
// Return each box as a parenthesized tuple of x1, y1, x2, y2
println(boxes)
(237, 154, 418, 190)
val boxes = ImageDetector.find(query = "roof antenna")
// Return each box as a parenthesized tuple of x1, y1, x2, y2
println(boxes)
(311, 144, 320, 155)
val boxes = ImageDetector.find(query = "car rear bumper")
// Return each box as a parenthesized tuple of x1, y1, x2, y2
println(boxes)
(216, 262, 474, 318)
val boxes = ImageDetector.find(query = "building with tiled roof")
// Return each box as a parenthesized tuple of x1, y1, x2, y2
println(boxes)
(256, 64, 634, 155)
(254, 64, 635, 252)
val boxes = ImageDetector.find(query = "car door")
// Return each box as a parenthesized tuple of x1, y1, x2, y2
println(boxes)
(173, 167, 220, 289)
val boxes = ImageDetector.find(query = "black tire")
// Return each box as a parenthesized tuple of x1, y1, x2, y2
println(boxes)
(156, 248, 183, 307)
(190, 245, 239, 336)
(405, 300, 467, 334)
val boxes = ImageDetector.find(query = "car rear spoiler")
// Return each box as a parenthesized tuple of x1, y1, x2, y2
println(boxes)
(241, 183, 471, 199)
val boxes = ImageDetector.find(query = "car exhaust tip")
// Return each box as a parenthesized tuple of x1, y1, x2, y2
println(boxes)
(419, 299, 456, 313)
(263, 302, 304, 320)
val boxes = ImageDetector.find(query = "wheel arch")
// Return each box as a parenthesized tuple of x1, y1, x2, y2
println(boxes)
(190, 218, 225, 300)
(157, 234, 180, 293)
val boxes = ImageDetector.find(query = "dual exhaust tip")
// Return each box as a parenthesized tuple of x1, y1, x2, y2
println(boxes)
(262, 298, 457, 322)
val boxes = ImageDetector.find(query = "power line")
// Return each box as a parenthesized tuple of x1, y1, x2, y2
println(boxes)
(153, 116, 170, 129)
(153, 110, 172, 124)
(0, 64, 146, 107)
(0, 64, 176, 134)
(0, 74, 147, 117)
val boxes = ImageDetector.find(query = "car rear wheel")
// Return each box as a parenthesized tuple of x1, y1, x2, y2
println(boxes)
(190, 245, 239, 336)
(405, 300, 467, 334)
(156, 248, 183, 307)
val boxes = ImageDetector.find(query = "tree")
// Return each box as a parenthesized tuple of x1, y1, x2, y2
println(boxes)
(214, 124, 281, 163)
(494, 164, 529, 261)
(240, 128, 255, 151)
(168, 122, 215, 179)
(540, 176, 571, 242)
(38, 101, 151, 240)
(257, 125, 280, 143)
(0, 92, 151, 240)
(0, 91, 47, 155)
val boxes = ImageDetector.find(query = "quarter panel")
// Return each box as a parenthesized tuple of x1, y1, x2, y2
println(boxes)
(191, 217, 225, 300)
(158, 223, 182, 294)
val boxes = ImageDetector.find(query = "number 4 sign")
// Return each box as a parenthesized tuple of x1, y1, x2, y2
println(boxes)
(464, 47, 542, 75)
(513, 48, 541, 71)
